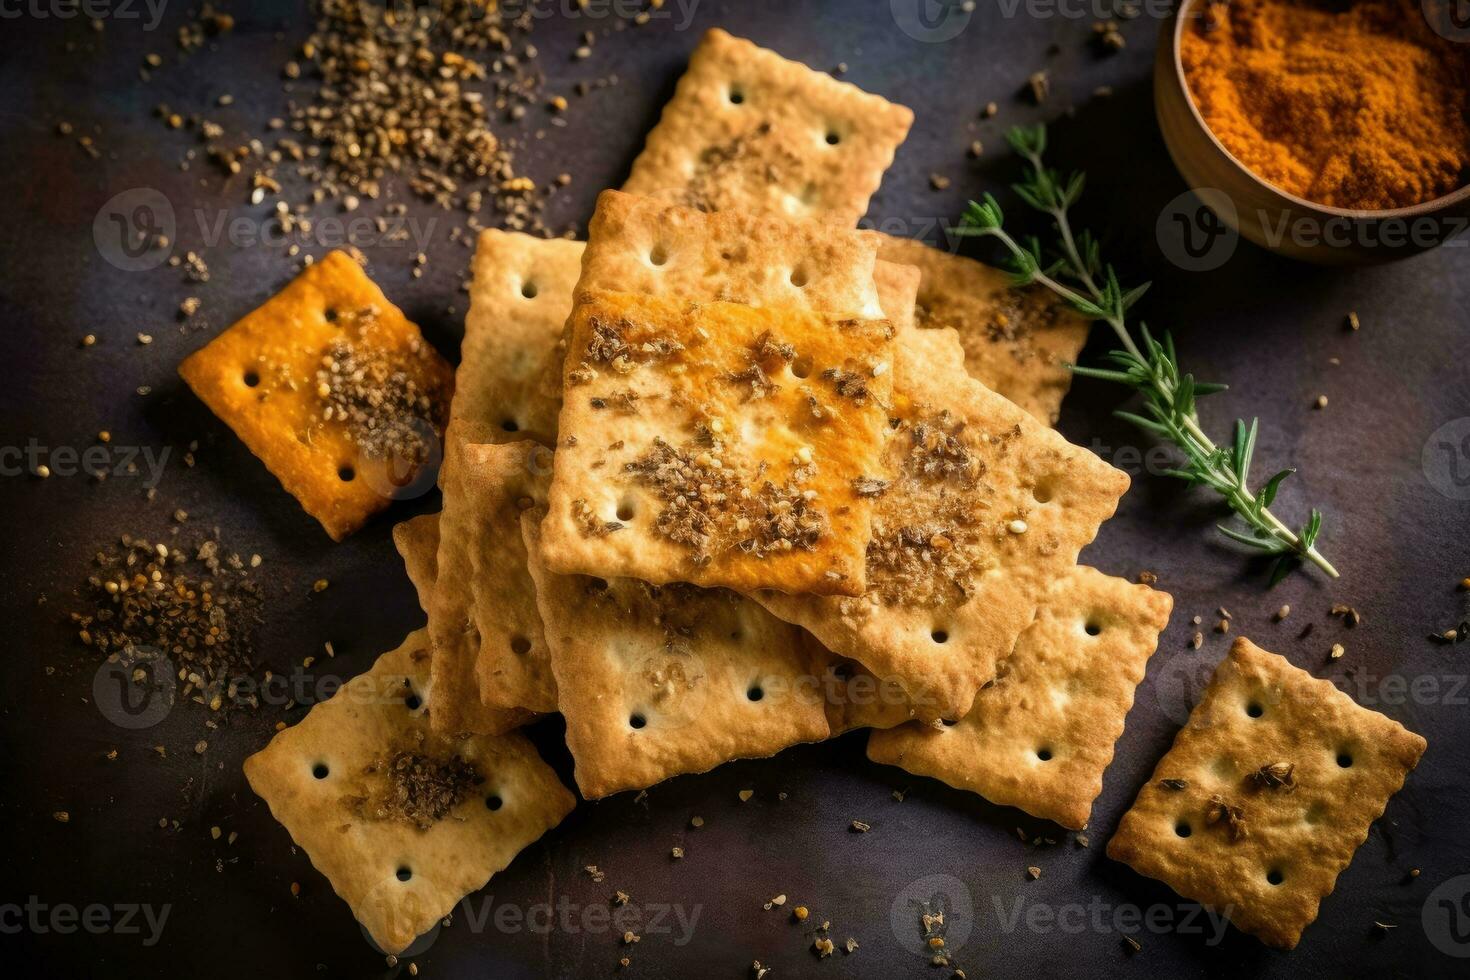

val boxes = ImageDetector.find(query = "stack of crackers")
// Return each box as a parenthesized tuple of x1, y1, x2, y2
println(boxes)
(180, 29, 1425, 956)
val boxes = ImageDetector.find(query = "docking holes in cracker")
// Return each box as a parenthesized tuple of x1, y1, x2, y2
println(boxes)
(542, 290, 895, 596)
(867, 567, 1173, 830)
(622, 28, 913, 225)
(179, 251, 452, 540)
(1106, 637, 1427, 949)
(243, 629, 573, 955)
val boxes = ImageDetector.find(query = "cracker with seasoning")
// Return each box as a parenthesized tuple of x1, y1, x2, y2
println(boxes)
(877, 235, 1092, 426)
(1106, 637, 1427, 949)
(756, 327, 1130, 722)
(866, 567, 1173, 829)
(522, 511, 831, 800)
(539, 190, 897, 597)
(178, 251, 453, 540)
(243, 629, 574, 955)
(622, 28, 913, 226)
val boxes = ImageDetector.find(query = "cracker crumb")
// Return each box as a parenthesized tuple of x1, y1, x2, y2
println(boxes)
(814, 936, 835, 957)
(794, 905, 809, 921)
(52, 811, 70, 823)
(1026, 866, 1041, 880)
(690, 815, 704, 829)
(1330, 643, 1345, 660)
(738, 789, 754, 802)
(670, 847, 684, 859)
(849, 820, 871, 833)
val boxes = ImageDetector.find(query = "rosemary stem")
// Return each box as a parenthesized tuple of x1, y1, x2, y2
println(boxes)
(978, 218, 1340, 580)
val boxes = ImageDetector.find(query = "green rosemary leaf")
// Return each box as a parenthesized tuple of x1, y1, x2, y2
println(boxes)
(1217, 523, 1288, 553)
(1115, 410, 1172, 438)
(1259, 469, 1295, 509)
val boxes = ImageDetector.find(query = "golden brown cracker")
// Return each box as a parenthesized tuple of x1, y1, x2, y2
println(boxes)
(878, 235, 1091, 426)
(867, 567, 1173, 829)
(243, 628, 574, 955)
(756, 326, 1130, 722)
(540, 192, 896, 597)
(179, 251, 453, 540)
(1106, 637, 1427, 949)
(428, 426, 553, 732)
(454, 230, 584, 445)
(522, 512, 830, 799)
(622, 28, 913, 226)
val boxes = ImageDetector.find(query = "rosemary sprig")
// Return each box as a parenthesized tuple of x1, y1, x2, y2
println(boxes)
(955, 123, 1338, 584)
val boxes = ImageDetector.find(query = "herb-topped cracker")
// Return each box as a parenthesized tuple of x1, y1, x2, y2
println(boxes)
(179, 251, 452, 540)
(878, 235, 1091, 426)
(243, 628, 574, 955)
(522, 512, 830, 799)
(867, 567, 1172, 829)
(1107, 637, 1427, 949)
(622, 28, 913, 225)
(453, 229, 584, 446)
(540, 191, 896, 597)
(756, 327, 1130, 722)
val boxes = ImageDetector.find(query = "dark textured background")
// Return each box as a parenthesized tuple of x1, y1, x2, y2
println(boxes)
(2, 2, 1468, 978)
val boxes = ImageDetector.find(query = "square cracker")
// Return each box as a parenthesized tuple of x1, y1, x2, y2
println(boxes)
(522, 512, 831, 799)
(243, 628, 574, 955)
(866, 567, 1173, 829)
(1106, 637, 1427, 949)
(540, 191, 896, 597)
(755, 326, 1130, 722)
(427, 425, 555, 734)
(877, 235, 1091, 426)
(453, 229, 584, 446)
(391, 508, 535, 735)
(621, 28, 913, 226)
(179, 250, 453, 540)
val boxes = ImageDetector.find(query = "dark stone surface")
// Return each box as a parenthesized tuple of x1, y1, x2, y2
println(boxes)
(1, 2, 1467, 978)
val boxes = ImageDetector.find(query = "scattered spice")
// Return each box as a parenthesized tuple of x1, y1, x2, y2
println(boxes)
(794, 905, 810, 922)
(357, 738, 482, 830)
(1274, 604, 1291, 621)
(1330, 643, 1345, 660)
(71, 533, 265, 711)
(1026, 70, 1050, 104)
(1159, 778, 1189, 790)
(850, 820, 871, 833)
(1026, 866, 1041, 880)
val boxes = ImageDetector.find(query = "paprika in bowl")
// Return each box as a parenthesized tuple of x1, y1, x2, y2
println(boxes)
(1155, 0, 1470, 264)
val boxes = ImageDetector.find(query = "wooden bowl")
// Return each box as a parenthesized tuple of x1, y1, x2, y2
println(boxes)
(1154, 0, 1470, 265)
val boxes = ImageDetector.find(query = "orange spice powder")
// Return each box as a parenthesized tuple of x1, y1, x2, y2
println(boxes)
(1181, 0, 1470, 210)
